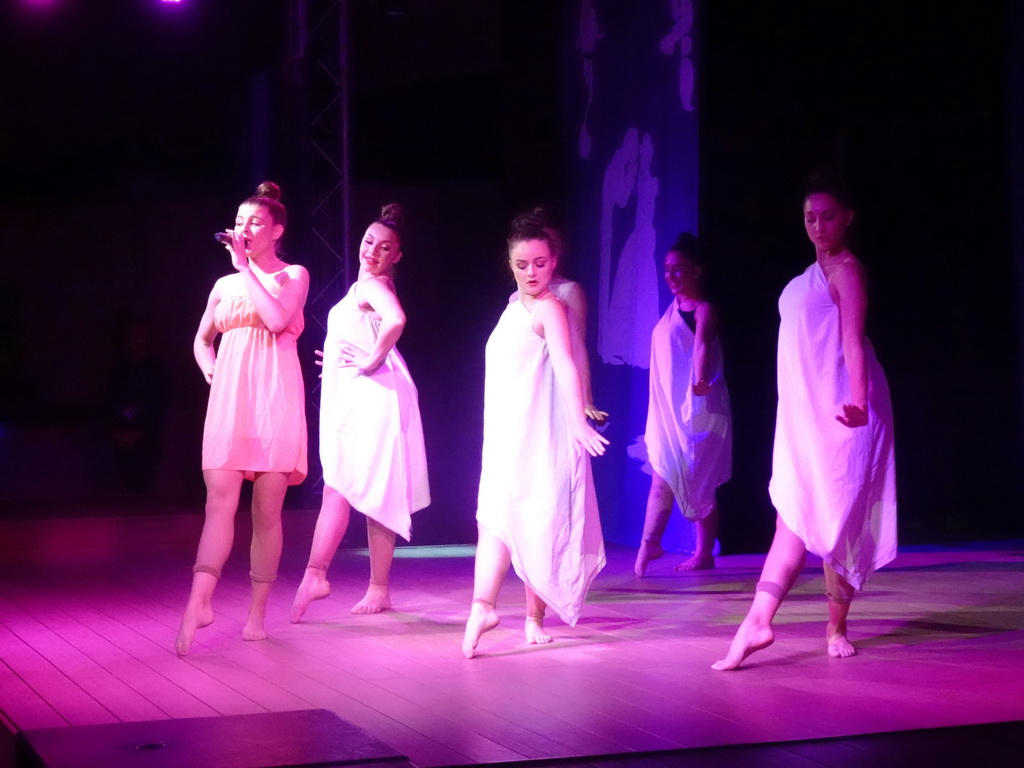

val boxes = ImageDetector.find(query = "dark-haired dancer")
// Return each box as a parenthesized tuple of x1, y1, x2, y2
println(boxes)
(634, 234, 731, 576)
(463, 211, 608, 659)
(713, 178, 896, 671)
(509, 208, 607, 425)
(176, 182, 309, 655)
(291, 204, 430, 621)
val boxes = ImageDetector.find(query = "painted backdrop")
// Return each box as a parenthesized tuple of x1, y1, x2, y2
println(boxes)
(563, 0, 705, 549)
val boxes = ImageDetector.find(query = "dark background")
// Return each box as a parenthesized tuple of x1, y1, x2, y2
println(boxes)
(0, 0, 1020, 554)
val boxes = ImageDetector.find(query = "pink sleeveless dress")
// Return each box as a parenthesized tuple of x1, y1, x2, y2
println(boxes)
(201, 271, 308, 485)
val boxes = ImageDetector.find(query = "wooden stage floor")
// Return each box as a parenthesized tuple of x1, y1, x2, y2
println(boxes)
(1, 509, 1023, 766)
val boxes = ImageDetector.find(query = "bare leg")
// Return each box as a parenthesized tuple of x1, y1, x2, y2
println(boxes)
(243, 471, 287, 642)
(352, 517, 396, 614)
(291, 486, 351, 623)
(675, 506, 718, 571)
(175, 469, 243, 655)
(463, 525, 509, 658)
(824, 564, 857, 658)
(712, 515, 807, 671)
(524, 587, 551, 645)
(635, 473, 673, 576)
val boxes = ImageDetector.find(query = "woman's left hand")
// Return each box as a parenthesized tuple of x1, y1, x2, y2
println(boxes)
(836, 403, 868, 428)
(691, 379, 711, 396)
(572, 420, 610, 457)
(339, 341, 380, 375)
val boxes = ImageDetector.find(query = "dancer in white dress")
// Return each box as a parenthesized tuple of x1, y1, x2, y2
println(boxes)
(713, 176, 896, 671)
(463, 210, 609, 659)
(291, 204, 430, 621)
(634, 234, 732, 576)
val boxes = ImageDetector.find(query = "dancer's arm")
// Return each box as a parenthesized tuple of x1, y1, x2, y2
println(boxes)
(831, 260, 869, 428)
(224, 233, 310, 333)
(343, 276, 406, 375)
(535, 297, 608, 457)
(194, 284, 221, 384)
(691, 301, 718, 396)
(560, 281, 605, 421)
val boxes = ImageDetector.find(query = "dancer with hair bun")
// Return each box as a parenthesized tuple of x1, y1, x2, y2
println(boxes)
(177, 181, 310, 655)
(463, 209, 608, 659)
(291, 203, 430, 622)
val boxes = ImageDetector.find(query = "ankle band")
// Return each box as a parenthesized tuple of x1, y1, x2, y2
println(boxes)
(756, 580, 785, 600)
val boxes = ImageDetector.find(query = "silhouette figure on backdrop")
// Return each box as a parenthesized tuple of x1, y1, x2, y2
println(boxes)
(600, 129, 661, 368)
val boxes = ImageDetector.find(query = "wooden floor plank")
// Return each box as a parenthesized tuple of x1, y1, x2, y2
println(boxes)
(0, 620, 113, 727)
(0, 658, 66, 731)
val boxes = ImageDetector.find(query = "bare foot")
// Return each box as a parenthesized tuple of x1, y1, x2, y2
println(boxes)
(827, 622, 856, 658)
(525, 616, 551, 645)
(634, 539, 664, 577)
(242, 606, 268, 642)
(291, 568, 331, 623)
(175, 601, 214, 656)
(463, 602, 499, 659)
(674, 553, 715, 572)
(711, 617, 774, 671)
(351, 582, 391, 614)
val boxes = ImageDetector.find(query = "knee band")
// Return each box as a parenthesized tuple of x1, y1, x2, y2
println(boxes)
(192, 564, 222, 580)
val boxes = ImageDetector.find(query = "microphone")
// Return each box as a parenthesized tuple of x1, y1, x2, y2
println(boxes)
(214, 232, 232, 245)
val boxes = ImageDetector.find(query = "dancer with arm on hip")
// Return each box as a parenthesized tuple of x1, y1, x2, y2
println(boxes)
(291, 203, 430, 621)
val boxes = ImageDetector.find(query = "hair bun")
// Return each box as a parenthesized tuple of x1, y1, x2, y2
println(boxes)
(379, 203, 404, 229)
(508, 208, 548, 242)
(256, 181, 282, 201)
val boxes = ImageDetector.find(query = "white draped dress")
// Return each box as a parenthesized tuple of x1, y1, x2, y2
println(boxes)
(319, 279, 430, 541)
(640, 302, 732, 520)
(476, 298, 605, 625)
(769, 262, 897, 589)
